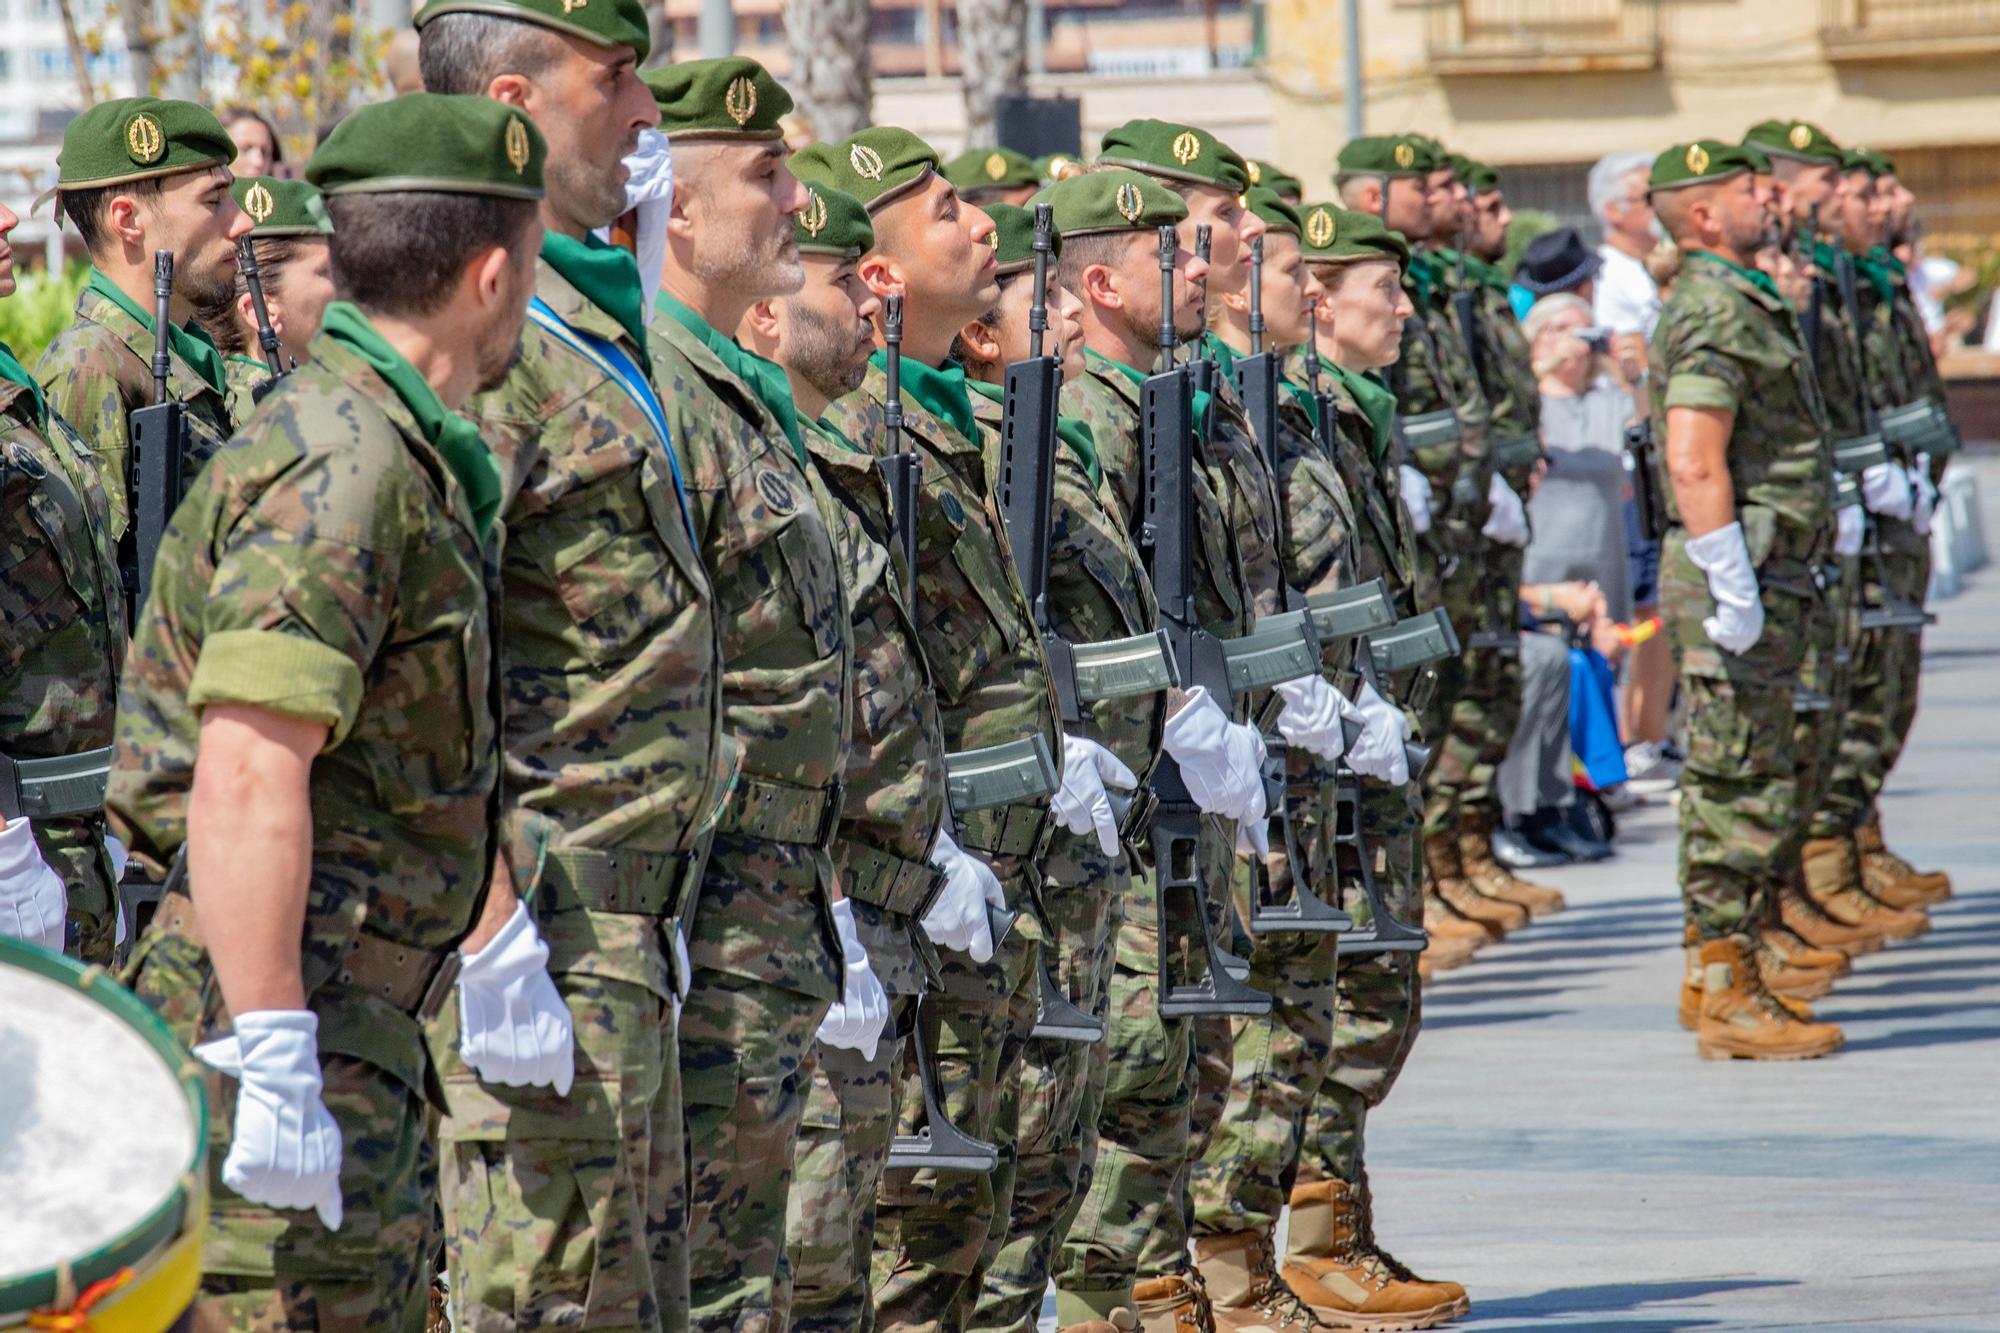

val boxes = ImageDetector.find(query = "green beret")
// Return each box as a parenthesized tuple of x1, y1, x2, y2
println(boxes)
(1742, 119, 1843, 165)
(232, 176, 334, 237)
(1243, 186, 1300, 239)
(645, 57, 791, 141)
(981, 203, 1062, 277)
(1648, 140, 1768, 194)
(1845, 145, 1897, 178)
(55, 96, 234, 191)
(1449, 152, 1500, 194)
(1336, 134, 1442, 180)
(1035, 152, 1085, 185)
(307, 93, 546, 201)
(1247, 160, 1303, 200)
(944, 146, 1038, 192)
(1033, 167, 1187, 240)
(790, 127, 940, 214)
(795, 184, 873, 259)
(414, 0, 649, 62)
(1298, 203, 1409, 269)
(1095, 118, 1249, 193)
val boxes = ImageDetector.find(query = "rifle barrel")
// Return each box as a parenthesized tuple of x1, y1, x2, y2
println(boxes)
(1248, 235, 1265, 356)
(1029, 203, 1053, 362)
(150, 250, 173, 405)
(238, 238, 286, 377)
(1157, 226, 1178, 373)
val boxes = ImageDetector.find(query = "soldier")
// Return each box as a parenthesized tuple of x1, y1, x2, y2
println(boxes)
(1333, 137, 1523, 947)
(36, 97, 251, 540)
(1739, 121, 1927, 963)
(955, 202, 1164, 1333)
(192, 176, 335, 420)
(1841, 146, 1955, 908)
(1045, 167, 1272, 1333)
(642, 57, 867, 1331)
(943, 145, 1042, 207)
(1278, 204, 1471, 1331)
(412, 1, 735, 1327)
(0, 200, 125, 963)
(1435, 153, 1568, 918)
(1645, 139, 1846, 1061)
(737, 183, 970, 1333)
(1249, 160, 1305, 207)
(792, 125, 1068, 1333)
(107, 92, 566, 1324)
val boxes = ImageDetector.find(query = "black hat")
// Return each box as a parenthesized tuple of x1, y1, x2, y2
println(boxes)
(1514, 227, 1601, 296)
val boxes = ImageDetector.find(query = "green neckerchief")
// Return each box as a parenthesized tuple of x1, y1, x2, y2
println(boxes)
(541, 231, 649, 356)
(1867, 245, 1908, 280)
(656, 290, 805, 467)
(1852, 250, 1898, 308)
(0, 337, 46, 429)
(870, 349, 978, 443)
(1331, 361, 1397, 460)
(84, 267, 226, 394)
(964, 377, 1102, 487)
(1457, 250, 1509, 293)
(317, 301, 501, 537)
(1684, 249, 1784, 307)
(1404, 250, 1440, 308)
(1200, 331, 1239, 378)
(1087, 348, 1212, 444)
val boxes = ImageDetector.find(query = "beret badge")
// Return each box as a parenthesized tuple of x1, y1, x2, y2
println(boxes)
(1305, 207, 1336, 248)
(243, 181, 276, 223)
(126, 112, 166, 165)
(725, 76, 758, 127)
(1686, 143, 1710, 175)
(1115, 182, 1144, 223)
(850, 143, 885, 181)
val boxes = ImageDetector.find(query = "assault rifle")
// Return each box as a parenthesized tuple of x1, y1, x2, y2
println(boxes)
(238, 236, 289, 381)
(880, 295, 922, 615)
(1833, 250, 1932, 632)
(1138, 225, 1271, 1019)
(126, 250, 186, 626)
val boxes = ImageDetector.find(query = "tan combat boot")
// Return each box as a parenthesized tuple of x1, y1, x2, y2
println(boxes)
(1425, 884, 1502, 945)
(1760, 924, 1851, 978)
(1427, 832, 1527, 933)
(1281, 1178, 1466, 1331)
(1801, 837, 1929, 943)
(1418, 929, 1481, 980)
(1694, 938, 1844, 1061)
(1194, 1232, 1323, 1331)
(1855, 818, 1952, 907)
(1778, 879, 1884, 956)
(1133, 1272, 1215, 1333)
(1754, 930, 1837, 1001)
(1456, 810, 1566, 916)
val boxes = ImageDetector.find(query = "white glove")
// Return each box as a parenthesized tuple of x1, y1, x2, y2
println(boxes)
(1273, 675, 1356, 763)
(195, 1010, 344, 1230)
(456, 901, 574, 1094)
(1910, 458, 1937, 536)
(1345, 680, 1413, 786)
(1860, 461, 1914, 521)
(1481, 474, 1530, 547)
(816, 898, 890, 1059)
(1233, 776, 1272, 858)
(923, 827, 1004, 963)
(1397, 465, 1434, 535)
(1162, 686, 1267, 820)
(1051, 735, 1139, 857)
(1685, 521, 1765, 655)
(1834, 502, 1865, 557)
(0, 818, 67, 952)
(105, 833, 129, 948)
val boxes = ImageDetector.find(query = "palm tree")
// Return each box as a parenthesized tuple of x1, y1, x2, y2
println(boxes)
(784, 0, 872, 142)
(957, 0, 1026, 148)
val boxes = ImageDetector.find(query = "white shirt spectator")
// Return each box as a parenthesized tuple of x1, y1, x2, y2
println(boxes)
(1594, 243, 1659, 338)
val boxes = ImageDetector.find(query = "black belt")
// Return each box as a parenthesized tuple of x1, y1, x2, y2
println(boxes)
(715, 774, 845, 845)
(839, 839, 943, 918)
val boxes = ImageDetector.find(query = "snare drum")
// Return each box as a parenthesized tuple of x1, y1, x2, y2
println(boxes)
(0, 936, 207, 1331)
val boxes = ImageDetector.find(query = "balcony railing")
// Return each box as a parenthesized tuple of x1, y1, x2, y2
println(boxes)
(1426, 0, 1661, 74)
(1821, 0, 2000, 58)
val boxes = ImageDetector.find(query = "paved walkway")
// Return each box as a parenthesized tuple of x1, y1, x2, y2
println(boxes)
(1369, 456, 2000, 1331)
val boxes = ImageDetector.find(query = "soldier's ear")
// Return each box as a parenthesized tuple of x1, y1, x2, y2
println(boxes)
(956, 316, 1001, 366)
(739, 298, 781, 346)
(857, 252, 904, 301)
(1081, 261, 1122, 313)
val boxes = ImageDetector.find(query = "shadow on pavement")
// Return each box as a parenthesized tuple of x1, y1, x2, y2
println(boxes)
(1838, 1023, 2000, 1053)
(1465, 1276, 1790, 1323)
(1423, 1007, 1574, 1031)
(1831, 973, 2000, 999)
(1422, 984, 1575, 1008)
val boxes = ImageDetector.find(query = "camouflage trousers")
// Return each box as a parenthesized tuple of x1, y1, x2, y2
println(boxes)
(1293, 772, 1424, 1193)
(872, 928, 1038, 1333)
(679, 966, 830, 1333)
(1420, 636, 1524, 837)
(969, 831, 1129, 1333)
(128, 932, 437, 1333)
(431, 955, 685, 1333)
(784, 1018, 905, 1333)
(1882, 542, 1931, 779)
(49, 826, 118, 965)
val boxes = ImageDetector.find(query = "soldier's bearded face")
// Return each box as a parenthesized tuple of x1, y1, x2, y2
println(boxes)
(157, 167, 252, 311)
(531, 39, 659, 232)
(783, 257, 878, 400)
(686, 143, 808, 299)
(1471, 191, 1511, 261)
(1719, 176, 1773, 255)
(476, 226, 544, 392)
(1384, 176, 1429, 239)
